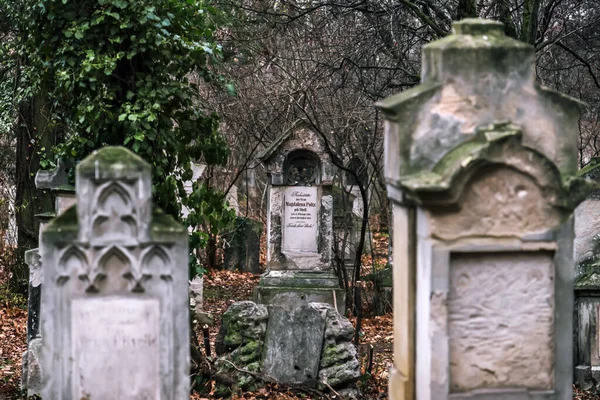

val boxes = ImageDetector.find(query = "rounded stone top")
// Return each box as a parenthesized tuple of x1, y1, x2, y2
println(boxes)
(452, 18, 504, 36)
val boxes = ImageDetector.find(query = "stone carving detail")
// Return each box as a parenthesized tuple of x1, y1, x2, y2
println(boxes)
(56, 246, 88, 286)
(285, 151, 319, 186)
(92, 181, 138, 241)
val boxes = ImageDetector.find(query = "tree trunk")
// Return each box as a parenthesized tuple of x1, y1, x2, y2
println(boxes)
(456, 0, 477, 20)
(498, 0, 518, 39)
(13, 92, 54, 293)
(522, 0, 541, 44)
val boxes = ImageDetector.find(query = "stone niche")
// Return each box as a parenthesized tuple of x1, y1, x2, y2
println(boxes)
(254, 123, 345, 313)
(376, 19, 594, 400)
(39, 147, 190, 400)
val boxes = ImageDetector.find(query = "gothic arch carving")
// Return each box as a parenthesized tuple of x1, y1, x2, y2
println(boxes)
(91, 181, 138, 241)
(56, 246, 88, 286)
(141, 246, 172, 281)
(91, 246, 134, 293)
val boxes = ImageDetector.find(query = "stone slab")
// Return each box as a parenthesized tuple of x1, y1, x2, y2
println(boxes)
(283, 186, 318, 252)
(254, 285, 346, 315)
(448, 252, 555, 391)
(262, 305, 326, 386)
(71, 296, 161, 400)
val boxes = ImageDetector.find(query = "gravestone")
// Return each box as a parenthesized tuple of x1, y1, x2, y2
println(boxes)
(39, 147, 189, 400)
(573, 158, 600, 389)
(223, 216, 262, 273)
(254, 124, 345, 312)
(22, 161, 72, 397)
(377, 19, 592, 400)
(262, 305, 325, 386)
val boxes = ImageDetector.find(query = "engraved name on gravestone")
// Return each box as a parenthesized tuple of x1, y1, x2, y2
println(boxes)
(72, 298, 161, 399)
(283, 186, 318, 252)
(40, 147, 189, 400)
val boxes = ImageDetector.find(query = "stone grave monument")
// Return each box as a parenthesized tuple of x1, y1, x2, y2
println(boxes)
(573, 158, 600, 390)
(39, 147, 190, 399)
(254, 123, 345, 312)
(376, 19, 592, 400)
(22, 161, 74, 396)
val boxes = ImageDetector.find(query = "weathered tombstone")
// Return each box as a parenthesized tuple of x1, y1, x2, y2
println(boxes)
(574, 158, 600, 389)
(254, 124, 345, 312)
(376, 19, 592, 399)
(262, 305, 326, 386)
(22, 161, 72, 396)
(39, 147, 190, 399)
(223, 216, 263, 273)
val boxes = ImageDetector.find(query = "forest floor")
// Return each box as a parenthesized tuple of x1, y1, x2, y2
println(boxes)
(0, 269, 392, 399)
(2, 228, 596, 399)
(0, 231, 393, 399)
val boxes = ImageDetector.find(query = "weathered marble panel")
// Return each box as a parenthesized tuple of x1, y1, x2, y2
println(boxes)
(448, 252, 555, 392)
(71, 297, 160, 400)
(283, 186, 318, 252)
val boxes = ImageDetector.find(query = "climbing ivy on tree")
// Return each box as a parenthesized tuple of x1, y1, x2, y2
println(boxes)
(20, 0, 235, 272)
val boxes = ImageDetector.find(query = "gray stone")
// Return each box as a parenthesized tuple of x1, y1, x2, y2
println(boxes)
(262, 305, 326, 386)
(39, 146, 190, 400)
(34, 159, 68, 189)
(216, 300, 268, 355)
(214, 301, 269, 396)
(223, 217, 263, 273)
(190, 275, 204, 314)
(21, 337, 42, 397)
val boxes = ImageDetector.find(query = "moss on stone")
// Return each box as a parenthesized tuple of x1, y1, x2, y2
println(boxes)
(150, 207, 186, 234)
(77, 146, 150, 177)
(42, 205, 79, 241)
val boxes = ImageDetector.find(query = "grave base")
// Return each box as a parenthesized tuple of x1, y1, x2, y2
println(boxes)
(254, 271, 346, 315)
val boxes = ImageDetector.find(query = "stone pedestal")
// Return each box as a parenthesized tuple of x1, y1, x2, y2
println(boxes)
(255, 124, 345, 312)
(377, 19, 591, 400)
(255, 271, 345, 313)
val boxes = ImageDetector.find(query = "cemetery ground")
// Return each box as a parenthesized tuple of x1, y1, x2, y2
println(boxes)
(0, 232, 393, 399)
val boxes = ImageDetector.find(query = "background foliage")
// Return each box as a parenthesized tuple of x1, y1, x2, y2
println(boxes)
(4, 0, 236, 277)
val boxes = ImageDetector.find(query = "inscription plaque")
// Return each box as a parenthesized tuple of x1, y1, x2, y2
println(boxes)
(71, 297, 161, 400)
(283, 186, 318, 252)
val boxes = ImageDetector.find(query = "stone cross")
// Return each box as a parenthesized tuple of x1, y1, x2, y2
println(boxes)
(254, 123, 345, 312)
(377, 19, 592, 400)
(39, 147, 190, 399)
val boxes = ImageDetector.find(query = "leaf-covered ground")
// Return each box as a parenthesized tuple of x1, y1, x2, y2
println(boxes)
(0, 268, 392, 399)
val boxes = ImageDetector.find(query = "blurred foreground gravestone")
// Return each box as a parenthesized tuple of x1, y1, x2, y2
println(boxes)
(39, 147, 190, 399)
(254, 123, 344, 313)
(377, 19, 593, 400)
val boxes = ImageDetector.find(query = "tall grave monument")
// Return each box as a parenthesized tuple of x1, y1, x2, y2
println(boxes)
(377, 19, 592, 400)
(39, 147, 190, 399)
(255, 124, 345, 312)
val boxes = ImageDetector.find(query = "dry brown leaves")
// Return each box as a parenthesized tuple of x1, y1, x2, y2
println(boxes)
(575, 386, 600, 399)
(0, 298, 27, 396)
